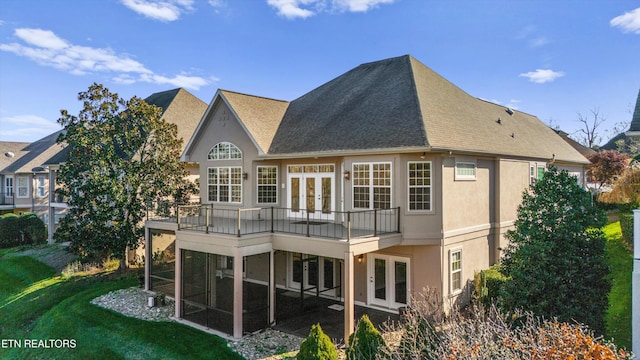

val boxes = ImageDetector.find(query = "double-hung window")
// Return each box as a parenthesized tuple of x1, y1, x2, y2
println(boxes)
(36, 176, 46, 198)
(408, 161, 431, 211)
(353, 162, 391, 209)
(450, 249, 462, 295)
(208, 167, 242, 203)
(257, 166, 277, 204)
(16, 176, 29, 198)
(5, 176, 13, 196)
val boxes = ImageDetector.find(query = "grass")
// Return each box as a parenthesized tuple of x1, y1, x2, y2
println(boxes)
(0, 250, 243, 360)
(602, 221, 633, 350)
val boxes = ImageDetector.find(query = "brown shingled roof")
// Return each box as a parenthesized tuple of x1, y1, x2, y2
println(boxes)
(1, 131, 65, 173)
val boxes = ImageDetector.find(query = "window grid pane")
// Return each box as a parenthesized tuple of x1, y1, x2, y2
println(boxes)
(208, 167, 242, 203)
(409, 162, 431, 211)
(451, 250, 462, 293)
(456, 163, 476, 177)
(352, 163, 391, 209)
(208, 142, 243, 160)
(257, 166, 277, 204)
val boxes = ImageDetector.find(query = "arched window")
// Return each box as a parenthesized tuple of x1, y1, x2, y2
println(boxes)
(208, 142, 242, 160)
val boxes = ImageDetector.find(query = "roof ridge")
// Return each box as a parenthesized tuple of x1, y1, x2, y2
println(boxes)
(220, 89, 289, 103)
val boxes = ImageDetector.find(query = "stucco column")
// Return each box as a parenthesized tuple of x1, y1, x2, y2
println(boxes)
(233, 250, 244, 339)
(632, 210, 640, 353)
(343, 251, 355, 341)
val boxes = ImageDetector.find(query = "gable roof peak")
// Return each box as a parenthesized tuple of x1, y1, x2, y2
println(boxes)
(629, 88, 640, 132)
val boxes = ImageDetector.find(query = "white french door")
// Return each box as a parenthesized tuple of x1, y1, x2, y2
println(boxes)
(288, 253, 339, 297)
(287, 165, 335, 220)
(368, 254, 410, 308)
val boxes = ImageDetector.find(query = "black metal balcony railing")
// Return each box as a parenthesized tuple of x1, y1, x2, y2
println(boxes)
(151, 205, 400, 241)
(0, 192, 14, 206)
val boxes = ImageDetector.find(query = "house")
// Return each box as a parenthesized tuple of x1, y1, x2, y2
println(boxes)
(141, 55, 587, 341)
(0, 132, 66, 234)
(601, 88, 640, 152)
(554, 129, 597, 158)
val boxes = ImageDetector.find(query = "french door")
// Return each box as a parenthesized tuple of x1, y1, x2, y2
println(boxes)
(368, 254, 409, 308)
(288, 253, 339, 297)
(287, 165, 334, 220)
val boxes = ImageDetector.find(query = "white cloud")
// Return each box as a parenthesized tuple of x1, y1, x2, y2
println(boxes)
(610, 7, 640, 34)
(0, 115, 62, 142)
(519, 69, 565, 84)
(267, 0, 395, 19)
(120, 0, 194, 22)
(529, 37, 548, 48)
(0, 28, 212, 90)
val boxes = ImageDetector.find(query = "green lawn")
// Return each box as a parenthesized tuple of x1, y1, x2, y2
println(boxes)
(602, 221, 633, 350)
(0, 252, 243, 360)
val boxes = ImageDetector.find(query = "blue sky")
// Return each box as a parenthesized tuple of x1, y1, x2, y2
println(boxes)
(0, 0, 638, 146)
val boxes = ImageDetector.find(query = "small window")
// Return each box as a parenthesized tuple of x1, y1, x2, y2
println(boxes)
(455, 162, 476, 180)
(257, 166, 278, 204)
(450, 249, 462, 295)
(208, 142, 242, 160)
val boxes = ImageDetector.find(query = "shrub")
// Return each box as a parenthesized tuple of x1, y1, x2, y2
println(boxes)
(297, 323, 337, 360)
(19, 213, 47, 245)
(346, 315, 388, 360)
(473, 265, 507, 307)
(382, 301, 632, 360)
(0, 213, 21, 247)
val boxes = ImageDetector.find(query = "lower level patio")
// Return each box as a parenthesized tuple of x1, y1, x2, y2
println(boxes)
(274, 288, 399, 342)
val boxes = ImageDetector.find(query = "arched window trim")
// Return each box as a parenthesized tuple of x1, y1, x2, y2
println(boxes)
(208, 142, 242, 160)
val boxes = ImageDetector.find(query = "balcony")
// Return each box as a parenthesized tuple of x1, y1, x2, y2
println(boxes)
(148, 204, 400, 241)
(0, 192, 14, 207)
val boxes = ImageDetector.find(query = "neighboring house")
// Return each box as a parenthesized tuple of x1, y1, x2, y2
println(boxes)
(0, 132, 65, 236)
(554, 129, 597, 158)
(143, 55, 589, 340)
(0, 87, 206, 245)
(601, 88, 640, 151)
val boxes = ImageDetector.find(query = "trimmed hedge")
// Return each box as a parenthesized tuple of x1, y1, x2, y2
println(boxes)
(473, 265, 508, 307)
(0, 213, 47, 248)
(619, 212, 633, 249)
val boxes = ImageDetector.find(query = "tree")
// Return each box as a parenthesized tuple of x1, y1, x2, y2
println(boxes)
(297, 324, 338, 360)
(586, 150, 629, 189)
(499, 167, 610, 335)
(55, 83, 194, 264)
(576, 107, 607, 148)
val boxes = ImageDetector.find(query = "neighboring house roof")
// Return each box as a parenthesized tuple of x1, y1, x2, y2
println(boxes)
(187, 55, 588, 164)
(0, 141, 31, 171)
(553, 129, 597, 158)
(1, 131, 65, 174)
(144, 88, 208, 152)
(628, 88, 640, 132)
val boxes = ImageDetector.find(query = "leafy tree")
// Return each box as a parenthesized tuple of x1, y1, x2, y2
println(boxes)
(346, 315, 388, 360)
(587, 150, 629, 189)
(55, 83, 193, 264)
(297, 323, 337, 360)
(500, 167, 610, 335)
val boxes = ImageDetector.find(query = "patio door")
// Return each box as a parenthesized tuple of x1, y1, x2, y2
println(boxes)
(287, 165, 334, 220)
(368, 254, 409, 308)
(288, 253, 339, 297)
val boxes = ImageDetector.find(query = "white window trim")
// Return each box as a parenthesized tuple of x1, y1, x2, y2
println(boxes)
(36, 175, 46, 198)
(256, 165, 278, 204)
(367, 254, 411, 308)
(207, 142, 242, 160)
(207, 166, 243, 203)
(352, 162, 392, 210)
(4, 176, 13, 196)
(455, 161, 477, 181)
(16, 176, 29, 198)
(449, 248, 463, 295)
(407, 161, 432, 212)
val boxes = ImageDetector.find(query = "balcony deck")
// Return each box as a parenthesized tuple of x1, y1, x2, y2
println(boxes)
(147, 205, 400, 241)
